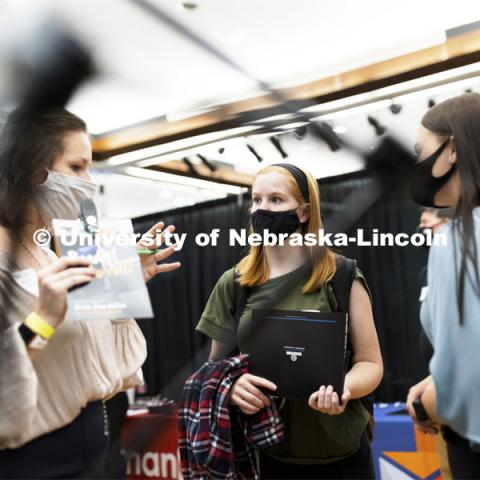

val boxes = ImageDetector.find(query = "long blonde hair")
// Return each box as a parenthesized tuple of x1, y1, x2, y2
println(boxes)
(237, 165, 336, 293)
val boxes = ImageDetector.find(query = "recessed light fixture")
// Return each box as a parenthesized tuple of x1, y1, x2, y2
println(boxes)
(182, 2, 198, 10)
(389, 102, 402, 114)
(332, 125, 348, 135)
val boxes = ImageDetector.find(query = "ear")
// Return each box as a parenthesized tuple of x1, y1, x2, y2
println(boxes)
(448, 137, 457, 165)
(298, 205, 310, 224)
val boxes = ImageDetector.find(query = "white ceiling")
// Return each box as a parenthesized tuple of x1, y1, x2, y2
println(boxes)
(1, 0, 480, 218)
(93, 67, 480, 218)
(3, 0, 480, 133)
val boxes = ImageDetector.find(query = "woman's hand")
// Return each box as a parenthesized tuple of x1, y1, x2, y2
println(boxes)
(308, 385, 351, 415)
(36, 257, 96, 328)
(137, 221, 181, 283)
(406, 375, 439, 434)
(229, 374, 277, 415)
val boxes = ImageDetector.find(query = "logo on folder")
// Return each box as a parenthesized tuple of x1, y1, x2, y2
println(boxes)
(284, 346, 305, 362)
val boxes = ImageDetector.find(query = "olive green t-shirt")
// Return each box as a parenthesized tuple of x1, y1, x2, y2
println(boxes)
(196, 263, 371, 465)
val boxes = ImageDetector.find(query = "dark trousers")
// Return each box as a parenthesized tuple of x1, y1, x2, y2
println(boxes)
(259, 432, 374, 479)
(443, 426, 480, 479)
(103, 392, 129, 480)
(0, 401, 109, 480)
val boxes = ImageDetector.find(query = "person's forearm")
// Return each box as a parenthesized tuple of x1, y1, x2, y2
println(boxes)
(345, 361, 383, 399)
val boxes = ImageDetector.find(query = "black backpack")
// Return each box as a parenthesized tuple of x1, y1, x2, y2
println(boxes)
(231, 254, 375, 439)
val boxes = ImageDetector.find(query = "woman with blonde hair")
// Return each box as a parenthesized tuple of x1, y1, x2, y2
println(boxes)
(197, 163, 383, 479)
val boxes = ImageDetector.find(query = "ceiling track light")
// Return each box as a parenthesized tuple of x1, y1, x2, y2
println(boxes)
(197, 154, 218, 172)
(270, 136, 288, 159)
(367, 116, 387, 136)
(182, 157, 199, 177)
(294, 125, 308, 139)
(311, 120, 342, 152)
(246, 143, 263, 162)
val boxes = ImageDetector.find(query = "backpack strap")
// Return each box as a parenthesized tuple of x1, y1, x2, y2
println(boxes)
(226, 268, 250, 356)
(330, 255, 356, 313)
(330, 254, 375, 441)
(330, 255, 356, 370)
(233, 269, 249, 331)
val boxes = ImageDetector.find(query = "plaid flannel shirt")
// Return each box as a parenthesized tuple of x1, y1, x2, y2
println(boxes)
(178, 354, 285, 479)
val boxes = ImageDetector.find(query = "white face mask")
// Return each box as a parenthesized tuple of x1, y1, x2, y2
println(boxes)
(33, 170, 97, 225)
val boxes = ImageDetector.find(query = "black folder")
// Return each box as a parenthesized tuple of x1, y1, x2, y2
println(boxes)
(247, 309, 348, 400)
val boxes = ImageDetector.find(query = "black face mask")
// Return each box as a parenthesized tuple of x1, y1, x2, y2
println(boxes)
(251, 208, 300, 236)
(410, 140, 456, 207)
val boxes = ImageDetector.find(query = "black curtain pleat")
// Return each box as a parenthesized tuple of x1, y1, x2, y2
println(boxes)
(319, 171, 429, 400)
(133, 194, 250, 399)
(133, 171, 428, 402)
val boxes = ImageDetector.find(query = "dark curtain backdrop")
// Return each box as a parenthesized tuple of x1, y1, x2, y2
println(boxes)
(133, 194, 251, 399)
(133, 170, 428, 402)
(318, 171, 429, 401)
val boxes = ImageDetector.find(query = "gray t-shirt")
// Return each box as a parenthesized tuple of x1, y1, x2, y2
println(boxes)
(421, 211, 480, 443)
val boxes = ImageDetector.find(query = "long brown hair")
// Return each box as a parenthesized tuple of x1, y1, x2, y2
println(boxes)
(0, 107, 87, 233)
(421, 92, 480, 323)
(237, 165, 336, 292)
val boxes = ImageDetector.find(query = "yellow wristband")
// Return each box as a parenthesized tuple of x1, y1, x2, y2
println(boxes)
(24, 312, 55, 340)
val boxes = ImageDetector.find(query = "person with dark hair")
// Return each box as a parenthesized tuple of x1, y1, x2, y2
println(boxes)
(415, 207, 453, 479)
(418, 207, 452, 234)
(196, 164, 383, 479)
(0, 107, 180, 478)
(416, 206, 453, 372)
(408, 92, 480, 478)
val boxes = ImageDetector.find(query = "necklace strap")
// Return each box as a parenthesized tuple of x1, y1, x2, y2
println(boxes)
(18, 236, 49, 268)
